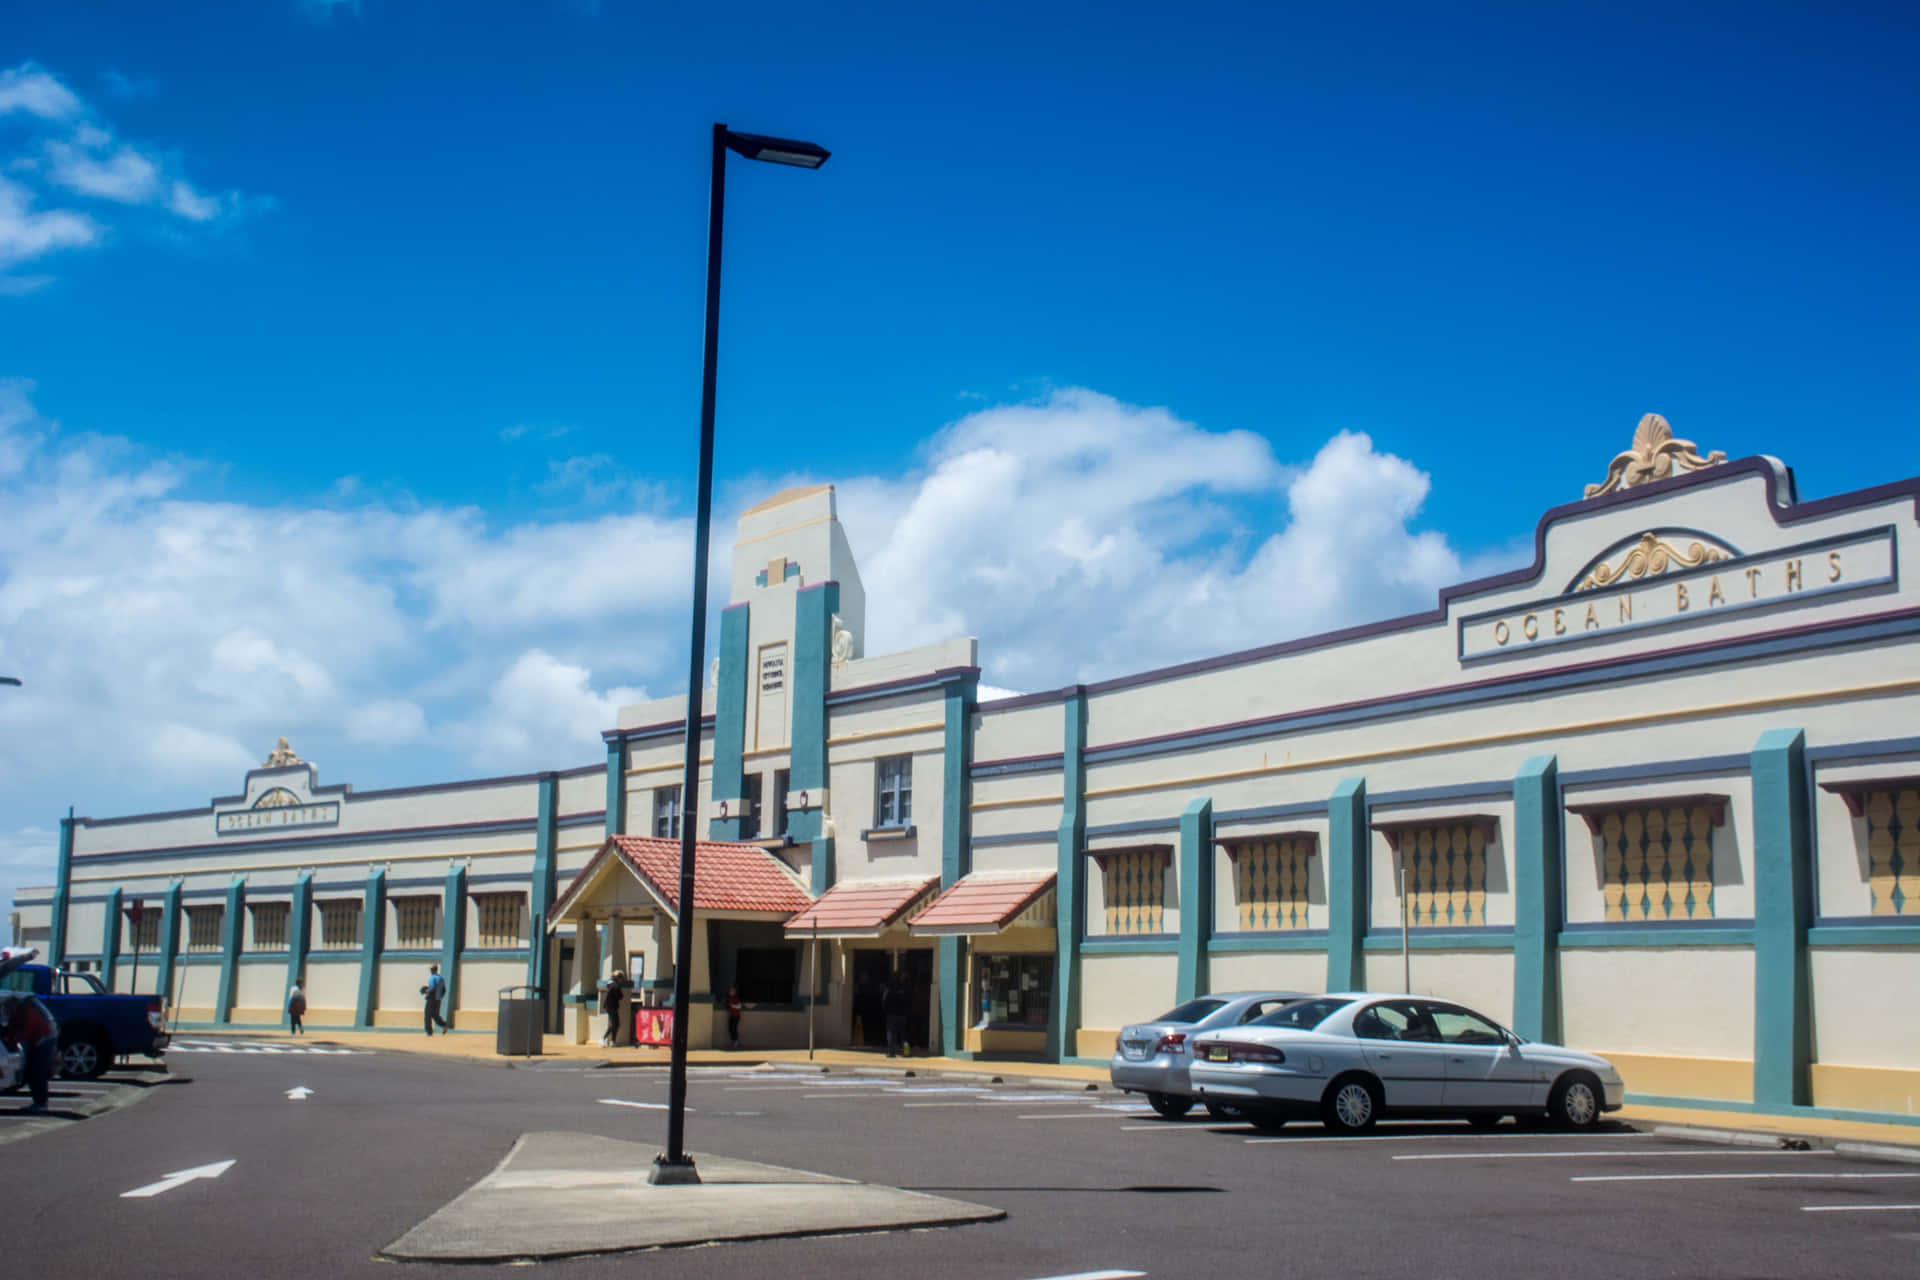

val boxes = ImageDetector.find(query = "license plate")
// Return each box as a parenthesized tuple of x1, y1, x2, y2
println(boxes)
(1122, 1041, 1150, 1060)
(1204, 1045, 1230, 1062)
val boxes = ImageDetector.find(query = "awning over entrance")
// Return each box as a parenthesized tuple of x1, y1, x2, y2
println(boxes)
(783, 876, 939, 939)
(548, 835, 814, 927)
(907, 870, 1056, 937)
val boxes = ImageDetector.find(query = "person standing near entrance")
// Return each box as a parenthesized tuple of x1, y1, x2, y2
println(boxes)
(600, 970, 625, 1048)
(883, 972, 911, 1059)
(0, 992, 59, 1114)
(725, 985, 743, 1049)
(286, 980, 306, 1035)
(421, 963, 449, 1036)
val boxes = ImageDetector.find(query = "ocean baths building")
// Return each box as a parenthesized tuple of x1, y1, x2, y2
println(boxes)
(13, 417, 1920, 1127)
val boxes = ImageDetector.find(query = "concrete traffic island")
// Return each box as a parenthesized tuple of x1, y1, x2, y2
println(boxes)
(380, 1132, 1005, 1263)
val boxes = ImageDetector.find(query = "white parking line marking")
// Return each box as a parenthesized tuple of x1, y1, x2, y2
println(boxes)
(1249, 1131, 1653, 1145)
(903, 1102, 986, 1108)
(1120, 1123, 1236, 1132)
(981, 1093, 1104, 1103)
(1017, 1112, 1126, 1121)
(1573, 1172, 1920, 1183)
(801, 1092, 893, 1099)
(1022, 1271, 1146, 1280)
(882, 1086, 989, 1094)
(1802, 1203, 1920, 1212)
(598, 1099, 690, 1111)
(1395, 1149, 1835, 1161)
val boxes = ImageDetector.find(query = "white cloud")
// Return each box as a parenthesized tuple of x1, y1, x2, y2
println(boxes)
(0, 175, 100, 271)
(45, 138, 162, 203)
(452, 650, 647, 767)
(0, 66, 82, 121)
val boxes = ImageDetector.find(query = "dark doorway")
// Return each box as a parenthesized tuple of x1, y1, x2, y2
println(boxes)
(903, 948, 933, 1052)
(851, 951, 889, 1048)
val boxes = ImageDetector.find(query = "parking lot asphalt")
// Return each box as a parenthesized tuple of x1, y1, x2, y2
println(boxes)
(0, 1062, 181, 1146)
(5, 1037, 1919, 1279)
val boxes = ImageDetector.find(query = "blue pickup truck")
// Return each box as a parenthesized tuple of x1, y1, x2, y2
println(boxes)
(0, 946, 170, 1080)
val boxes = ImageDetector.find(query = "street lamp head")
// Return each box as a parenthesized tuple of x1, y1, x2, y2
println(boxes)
(723, 129, 830, 169)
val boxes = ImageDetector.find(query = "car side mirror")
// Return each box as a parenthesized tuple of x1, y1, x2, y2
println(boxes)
(1505, 1031, 1525, 1050)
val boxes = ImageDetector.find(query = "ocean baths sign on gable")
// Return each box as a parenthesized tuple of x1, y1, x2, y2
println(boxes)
(1458, 526, 1896, 663)
(213, 738, 344, 836)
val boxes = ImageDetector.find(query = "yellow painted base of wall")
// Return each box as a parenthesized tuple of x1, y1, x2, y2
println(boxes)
(1599, 1052, 1753, 1102)
(306, 1008, 353, 1025)
(173, 1006, 216, 1022)
(1811, 1063, 1920, 1116)
(373, 1009, 418, 1028)
(457, 1010, 498, 1032)
(964, 1026, 1048, 1054)
(1077, 1028, 1120, 1059)
(230, 1008, 284, 1025)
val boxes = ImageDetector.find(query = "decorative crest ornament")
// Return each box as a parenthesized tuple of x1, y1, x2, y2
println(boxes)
(830, 614, 855, 668)
(1583, 414, 1726, 498)
(262, 737, 303, 768)
(1575, 531, 1732, 592)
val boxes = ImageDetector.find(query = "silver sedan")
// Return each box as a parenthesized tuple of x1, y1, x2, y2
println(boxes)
(1109, 990, 1307, 1119)
(1190, 992, 1626, 1133)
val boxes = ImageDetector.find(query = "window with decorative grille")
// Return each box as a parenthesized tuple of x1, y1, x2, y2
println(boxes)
(1395, 823, 1492, 928)
(475, 892, 525, 948)
(129, 907, 161, 951)
(1231, 836, 1315, 930)
(318, 900, 362, 949)
(1093, 847, 1169, 935)
(1596, 805, 1716, 921)
(394, 897, 437, 948)
(1861, 787, 1920, 916)
(249, 903, 289, 950)
(186, 905, 223, 952)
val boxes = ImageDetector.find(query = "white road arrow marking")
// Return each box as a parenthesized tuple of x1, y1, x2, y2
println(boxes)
(121, 1160, 236, 1199)
(597, 1098, 690, 1111)
(285, 1086, 313, 1100)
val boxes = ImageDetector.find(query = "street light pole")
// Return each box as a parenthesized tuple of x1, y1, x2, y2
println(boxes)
(652, 121, 830, 1187)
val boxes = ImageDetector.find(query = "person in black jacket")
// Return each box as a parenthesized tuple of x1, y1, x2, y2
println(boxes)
(882, 972, 911, 1059)
(600, 971, 625, 1047)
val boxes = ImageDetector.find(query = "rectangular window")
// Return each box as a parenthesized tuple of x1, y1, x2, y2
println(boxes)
(1387, 822, 1493, 928)
(475, 892, 525, 948)
(653, 786, 682, 839)
(185, 905, 223, 953)
(1093, 847, 1170, 935)
(973, 953, 1052, 1028)
(773, 769, 790, 837)
(249, 902, 289, 950)
(741, 772, 763, 840)
(394, 897, 437, 948)
(875, 755, 912, 827)
(1596, 804, 1716, 921)
(1230, 836, 1315, 931)
(128, 907, 161, 951)
(318, 900, 362, 950)
(732, 946, 798, 1004)
(1860, 786, 1919, 916)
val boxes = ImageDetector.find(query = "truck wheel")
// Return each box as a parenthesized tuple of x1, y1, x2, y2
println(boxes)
(60, 1031, 110, 1081)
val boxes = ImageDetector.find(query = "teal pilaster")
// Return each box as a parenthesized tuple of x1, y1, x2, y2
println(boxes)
(153, 880, 182, 1005)
(1511, 756, 1562, 1042)
(708, 604, 752, 841)
(1326, 778, 1368, 991)
(99, 887, 122, 991)
(1752, 727, 1813, 1108)
(528, 773, 558, 999)
(812, 836, 836, 897)
(788, 583, 839, 848)
(284, 871, 312, 1030)
(936, 674, 978, 1056)
(49, 816, 74, 968)
(214, 877, 245, 1024)
(354, 866, 386, 1027)
(441, 863, 466, 1025)
(1050, 689, 1088, 1062)
(604, 741, 627, 838)
(1176, 797, 1214, 1004)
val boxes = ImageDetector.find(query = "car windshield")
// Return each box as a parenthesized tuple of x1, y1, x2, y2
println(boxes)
(1151, 998, 1227, 1024)
(1249, 997, 1353, 1030)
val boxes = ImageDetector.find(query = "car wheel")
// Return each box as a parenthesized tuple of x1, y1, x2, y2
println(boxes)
(60, 1032, 110, 1081)
(1146, 1091, 1194, 1120)
(1548, 1071, 1603, 1130)
(1321, 1074, 1381, 1133)
(1204, 1101, 1245, 1121)
(1466, 1113, 1505, 1130)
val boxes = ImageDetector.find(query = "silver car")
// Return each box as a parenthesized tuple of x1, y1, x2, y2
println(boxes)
(1190, 992, 1627, 1133)
(1110, 990, 1307, 1119)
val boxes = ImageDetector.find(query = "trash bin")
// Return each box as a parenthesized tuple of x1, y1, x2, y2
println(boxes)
(496, 985, 545, 1057)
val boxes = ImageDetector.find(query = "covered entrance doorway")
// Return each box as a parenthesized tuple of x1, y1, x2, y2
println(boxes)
(850, 948, 933, 1052)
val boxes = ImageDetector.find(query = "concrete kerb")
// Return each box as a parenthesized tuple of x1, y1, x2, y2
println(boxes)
(1651, 1123, 1920, 1166)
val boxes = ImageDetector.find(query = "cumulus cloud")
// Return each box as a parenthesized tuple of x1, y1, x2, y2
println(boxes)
(451, 650, 648, 767)
(0, 61, 258, 285)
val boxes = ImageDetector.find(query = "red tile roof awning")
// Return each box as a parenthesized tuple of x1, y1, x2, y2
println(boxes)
(908, 871, 1056, 937)
(784, 877, 939, 939)
(549, 835, 813, 925)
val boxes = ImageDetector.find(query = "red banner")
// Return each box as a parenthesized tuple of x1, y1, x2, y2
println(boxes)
(634, 1007, 675, 1047)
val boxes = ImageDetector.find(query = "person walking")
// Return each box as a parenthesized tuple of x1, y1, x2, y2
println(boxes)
(286, 981, 306, 1035)
(0, 991, 60, 1114)
(725, 985, 743, 1049)
(883, 972, 911, 1059)
(600, 970, 625, 1047)
(421, 963, 449, 1036)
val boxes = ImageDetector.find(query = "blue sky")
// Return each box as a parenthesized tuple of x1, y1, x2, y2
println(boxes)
(1, 0, 1916, 911)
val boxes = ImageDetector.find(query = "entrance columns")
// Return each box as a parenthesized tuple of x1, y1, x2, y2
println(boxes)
(574, 912, 602, 1044)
